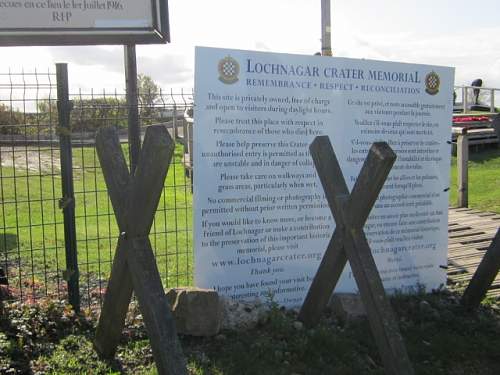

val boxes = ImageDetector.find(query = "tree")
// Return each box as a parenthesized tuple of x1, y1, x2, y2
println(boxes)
(37, 97, 128, 133)
(137, 74, 160, 123)
(0, 103, 25, 135)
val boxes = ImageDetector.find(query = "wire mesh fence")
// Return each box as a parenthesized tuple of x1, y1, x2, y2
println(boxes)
(0, 67, 194, 310)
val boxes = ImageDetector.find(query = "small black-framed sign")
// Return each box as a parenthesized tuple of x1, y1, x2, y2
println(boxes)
(0, 0, 169, 46)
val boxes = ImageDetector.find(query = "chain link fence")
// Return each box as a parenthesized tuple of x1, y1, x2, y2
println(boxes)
(0, 67, 194, 310)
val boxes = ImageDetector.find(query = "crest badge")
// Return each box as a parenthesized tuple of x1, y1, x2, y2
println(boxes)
(218, 56, 240, 84)
(425, 71, 440, 95)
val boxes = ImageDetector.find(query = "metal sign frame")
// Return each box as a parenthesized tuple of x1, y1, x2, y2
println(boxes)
(0, 0, 169, 46)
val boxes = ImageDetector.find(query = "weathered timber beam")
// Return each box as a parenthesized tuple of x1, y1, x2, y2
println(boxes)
(461, 228, 500, 309)
(300, 136, 413, 375)
(299, 137, 396, 327)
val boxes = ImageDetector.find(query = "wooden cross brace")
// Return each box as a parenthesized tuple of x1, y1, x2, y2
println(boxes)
(461, 228, 500, 309)
(298, 136, 414, 375)
(93, 126, 187, 375)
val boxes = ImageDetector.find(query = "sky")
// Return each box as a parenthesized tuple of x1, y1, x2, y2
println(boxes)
(0, 0, 499, 93)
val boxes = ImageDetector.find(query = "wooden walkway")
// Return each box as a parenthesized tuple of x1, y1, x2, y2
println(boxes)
(448, 207, 500, 297)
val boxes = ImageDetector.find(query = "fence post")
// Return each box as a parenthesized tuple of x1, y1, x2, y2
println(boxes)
(490, 89, 495, 113)
(457, 128, 469, 208)
(463, 86, 468, 113)
(56, 63, 80, 312)
(172, 104, 178, 139)
(124, 44, 141, 175)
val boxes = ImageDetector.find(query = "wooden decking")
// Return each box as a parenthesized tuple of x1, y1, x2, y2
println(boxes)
(448, 207, 500, 297)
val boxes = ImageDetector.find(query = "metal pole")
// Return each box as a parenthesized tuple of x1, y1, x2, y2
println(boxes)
(321, 0, 332, 56)
(124, 44, 141, 175)
(463, 86, 468, 114)
(56, 63, 80, 312)
(490, 89, 495, 113)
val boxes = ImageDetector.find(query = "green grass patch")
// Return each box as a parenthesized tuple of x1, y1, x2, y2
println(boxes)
(1, 143, 499, 301)
(0, 143, 193, 298)
(2, 291, 500, 374)
(449, 147, 500, 213)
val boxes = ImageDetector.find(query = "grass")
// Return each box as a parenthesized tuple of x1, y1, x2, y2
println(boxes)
(2, 290, 500, 374)
(0, 143, 499, 303)
(449, 146, 500, 213)
(0, 143, 193, 302)
(0, 140, 500, 373)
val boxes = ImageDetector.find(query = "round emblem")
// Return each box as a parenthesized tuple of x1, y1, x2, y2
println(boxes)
(425, 71, 440, 95)
(218, 56, 240, 84)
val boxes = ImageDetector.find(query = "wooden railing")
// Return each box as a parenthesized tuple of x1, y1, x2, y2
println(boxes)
(453, 128, 469, 208)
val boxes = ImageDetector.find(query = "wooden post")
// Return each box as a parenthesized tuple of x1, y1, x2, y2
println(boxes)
(299, 136, 414, 375)
(461, 229, 500, 309)
(94, 126, 187, 375)
(321, 0, 332, 56)
(457, 128, 468, 208)
(299, 140, 396, 327)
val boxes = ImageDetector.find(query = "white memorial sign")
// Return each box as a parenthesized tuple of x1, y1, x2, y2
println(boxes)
(194, 47, 454, 307)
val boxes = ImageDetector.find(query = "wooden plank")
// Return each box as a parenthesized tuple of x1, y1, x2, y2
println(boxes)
(449, 230, 490, 239)
(448, 242, 493, 251)
(94, 127, 133, 358)
(450, 207, 500, 218)
(345, 226, 414, 375)
(449, 252, 488, 261)
(451, 207, 477, 212)
(449, 223, 500, 231)
(461, 229, 500, 308)
(448, 229, 498, 242)
(449, 216, 500, 224)
(299, 139, 396, 327)
(449, 234, 497, 245)
(450, 213, 500, 220)
(301, 136, 413, 375)
(447, 207, 500, 299)
(94, 125, 187, 375)
(448, 250, 489, 259)
(448, 237, 494, 247)
(449, 209, 500, 217)
(129, 236, 187, 374)
(125, 126, 187, 374)
(449, 260, 485, 270)
(94, 236, 133, 358)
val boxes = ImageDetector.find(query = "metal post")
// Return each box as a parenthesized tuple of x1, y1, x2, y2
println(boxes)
(490, 89, 495, 113)
(463, 86, 468, 113)
(457, 129, 469, 208)
(321, 0, 332, 56)
(124, 45, 141, 175)
(172, 104, 178, 139)
(56, 63, 80, 312)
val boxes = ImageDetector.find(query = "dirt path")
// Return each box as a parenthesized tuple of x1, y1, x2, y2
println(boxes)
(0, 147, 61, 173)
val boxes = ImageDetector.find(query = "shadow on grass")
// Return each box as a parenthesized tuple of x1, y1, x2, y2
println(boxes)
(467, 146, 500, 164)
(0, 233, 17, 253)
